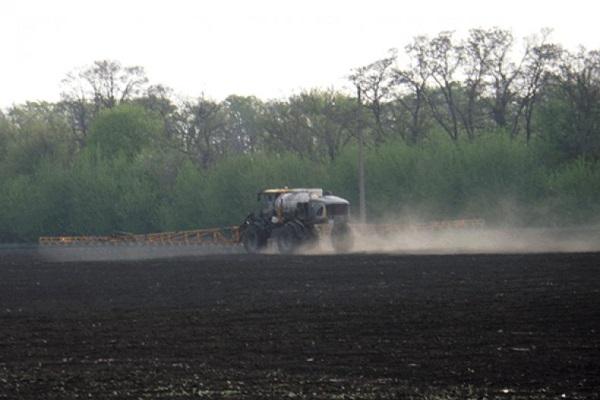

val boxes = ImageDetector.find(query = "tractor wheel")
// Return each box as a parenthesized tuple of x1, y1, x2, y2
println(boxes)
(242, 224, 267, 254)
(276, 223, 299, 254)
(331, 222, 353, 253)
(300, 225, 319, 249)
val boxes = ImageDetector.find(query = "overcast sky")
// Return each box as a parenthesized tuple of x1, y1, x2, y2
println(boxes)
(2, 0, 599, 108)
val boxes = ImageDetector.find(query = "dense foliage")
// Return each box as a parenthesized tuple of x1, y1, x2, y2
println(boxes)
(1, 28, 600, 242)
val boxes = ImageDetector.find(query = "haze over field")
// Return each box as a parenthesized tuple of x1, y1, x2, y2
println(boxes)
(35, 223, 600, 262)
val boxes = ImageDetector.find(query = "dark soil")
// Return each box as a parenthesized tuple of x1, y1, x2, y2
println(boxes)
(1, 249, 599, 398)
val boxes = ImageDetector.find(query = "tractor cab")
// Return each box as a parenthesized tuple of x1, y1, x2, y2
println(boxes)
(256, 188, 292, 218)
(258, 192, 278, 216)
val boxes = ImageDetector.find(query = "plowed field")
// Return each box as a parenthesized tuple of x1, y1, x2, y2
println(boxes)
(1, 249, 599, 398)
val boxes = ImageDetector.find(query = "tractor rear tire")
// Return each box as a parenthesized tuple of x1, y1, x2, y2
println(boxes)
(242, 224, 267, 254)
(276, 223, 299, 254)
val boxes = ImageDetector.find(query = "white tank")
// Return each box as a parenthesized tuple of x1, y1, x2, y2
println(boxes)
(275, 192, 308, 214)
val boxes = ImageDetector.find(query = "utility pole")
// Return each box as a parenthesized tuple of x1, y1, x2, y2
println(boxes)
(357, 86, 366, 224)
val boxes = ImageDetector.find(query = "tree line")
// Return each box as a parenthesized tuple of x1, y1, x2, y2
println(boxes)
(1, 27, 600, 242)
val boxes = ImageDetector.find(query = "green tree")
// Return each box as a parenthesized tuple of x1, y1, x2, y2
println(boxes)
(159, 160, 207, 230)
(87, 104, 163, 159)
(223, 95, 266, 154)
(0, 110, 11, 166)
(60, 60, 149, 142)
(174, 96, 228, 169)
(540, 49, 600, 161)
(261, 90, 355, 160)
(2, 102, 73, 175)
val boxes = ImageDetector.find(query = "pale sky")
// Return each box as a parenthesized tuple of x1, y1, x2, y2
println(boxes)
(1, 0, 599, 108)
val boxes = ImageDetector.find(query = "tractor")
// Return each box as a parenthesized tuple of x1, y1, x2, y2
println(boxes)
(240, 188, 353, 254)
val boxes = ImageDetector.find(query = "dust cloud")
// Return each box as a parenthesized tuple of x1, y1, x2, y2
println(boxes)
(35, 224, 600, 262)
(333, 225, 600, 255)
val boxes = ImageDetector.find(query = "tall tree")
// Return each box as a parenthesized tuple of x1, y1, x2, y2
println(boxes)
(295, 89, 355, 161)
(0, 110, 12, 165)
(417, 32, 463, 141)
(513, 31, 561, 141)
(136, 84, 178, 139)
(60, 60, 149, 143)
(87, 104, 162, 159)
(457, 28, 501, 139)
(350, 52, 396, 143)
(222, 95, 266, 154)
(175, 96, 227, 169)
(394, 41, 431, 143)
(482, 29, 520, 130)
(3, 102, 73, 174)
(260, 90, 355, 160)
(261, 98, 317, 159)
(542, 48, 600, 160)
